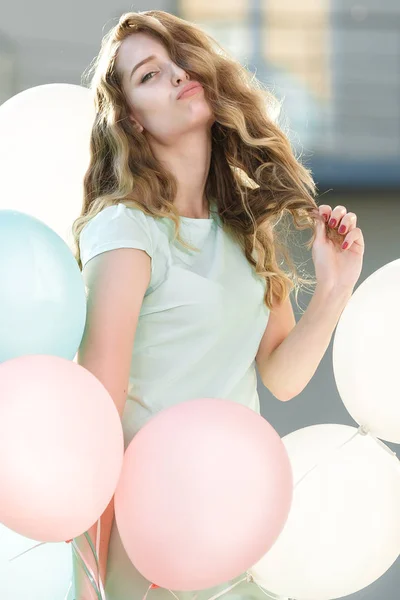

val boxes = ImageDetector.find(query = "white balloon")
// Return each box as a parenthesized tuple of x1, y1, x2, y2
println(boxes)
(333, 259, 400, 443)
(249, 424, 400, 600)
(0, 83, 96, 250)
(0, 523, 73, 600)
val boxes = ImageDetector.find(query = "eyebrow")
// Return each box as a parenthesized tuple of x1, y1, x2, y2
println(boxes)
(129, 54, 157, 81)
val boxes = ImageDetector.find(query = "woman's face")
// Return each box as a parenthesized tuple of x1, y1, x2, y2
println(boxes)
(117, 32, 214, 144)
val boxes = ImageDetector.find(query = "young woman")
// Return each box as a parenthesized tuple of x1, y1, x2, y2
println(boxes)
(71, 9, 364, 600)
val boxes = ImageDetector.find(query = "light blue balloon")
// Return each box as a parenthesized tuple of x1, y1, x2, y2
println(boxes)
(0, 210, 86, 363)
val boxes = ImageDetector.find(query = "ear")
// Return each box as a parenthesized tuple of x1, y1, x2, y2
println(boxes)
(129, 114, 144, 133)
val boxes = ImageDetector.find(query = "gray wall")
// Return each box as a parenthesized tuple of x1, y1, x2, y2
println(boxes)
(0, 0, 174, 97)
(323, 1, 400, 186)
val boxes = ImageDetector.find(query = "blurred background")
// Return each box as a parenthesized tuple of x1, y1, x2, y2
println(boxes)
(0, 1, 399, 599)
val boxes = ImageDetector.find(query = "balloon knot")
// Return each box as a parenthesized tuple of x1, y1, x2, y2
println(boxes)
(358, 425, 369, 436)
(150, 584, 159, 589)
(65, 539, 73, 544)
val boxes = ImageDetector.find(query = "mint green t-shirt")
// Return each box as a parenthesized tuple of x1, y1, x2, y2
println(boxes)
(77, 202, 283, 600)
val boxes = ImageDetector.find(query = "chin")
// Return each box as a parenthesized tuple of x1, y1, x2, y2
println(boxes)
(191, 101, 214, 123)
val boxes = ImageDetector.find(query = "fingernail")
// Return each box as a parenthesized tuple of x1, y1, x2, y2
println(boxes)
(329, 218, 337, 228)
(323, 214, 329, 222)
(342, 241, 349, 250)
(338, 225, 346, 234)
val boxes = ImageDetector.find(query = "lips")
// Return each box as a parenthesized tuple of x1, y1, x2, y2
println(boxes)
(178, 82, 202, 99)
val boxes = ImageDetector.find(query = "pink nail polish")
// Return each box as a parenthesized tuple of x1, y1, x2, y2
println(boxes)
(342, 241, 349, 250)
(329, 218, 337, 228)
(338, 225, 346, 234)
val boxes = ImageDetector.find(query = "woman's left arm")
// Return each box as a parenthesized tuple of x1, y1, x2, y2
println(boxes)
(258, 284, 353, 401)
(257, 204, 365, 402)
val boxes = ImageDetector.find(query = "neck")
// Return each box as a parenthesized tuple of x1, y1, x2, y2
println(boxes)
(149, 127, 212, 219)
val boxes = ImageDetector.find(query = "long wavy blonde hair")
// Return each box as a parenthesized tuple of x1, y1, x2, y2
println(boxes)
(71, 9, 326, 310)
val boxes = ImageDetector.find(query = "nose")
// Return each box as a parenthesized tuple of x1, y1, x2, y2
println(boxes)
(173, 66, 190, 85)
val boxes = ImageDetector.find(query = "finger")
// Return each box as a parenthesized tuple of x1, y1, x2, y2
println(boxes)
(341, 227, 365, 251)
(328, 205, 347, 228)
(314, 214, 328, 243)
(318, 204, 332, 222)
(337, 212, 357, 235)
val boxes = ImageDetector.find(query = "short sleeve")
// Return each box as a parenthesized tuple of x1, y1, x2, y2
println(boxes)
(79, 203, 154, 271)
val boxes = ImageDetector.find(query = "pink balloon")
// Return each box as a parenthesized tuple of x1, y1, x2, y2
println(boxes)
(115, 398, 293, 591)
(0, 354, 124, 542)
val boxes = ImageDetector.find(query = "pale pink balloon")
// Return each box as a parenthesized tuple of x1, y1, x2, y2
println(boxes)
(115, 398, 293, 591)
(0, 354, 124, 542)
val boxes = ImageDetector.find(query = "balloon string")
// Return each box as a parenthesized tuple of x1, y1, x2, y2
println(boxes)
(63, 580, 73, 600)
(253, 586, 289, 599)
(96, 516, 101, 585)
(8, 540, 47, 562)
(8, 537, 105, 599)
(6, 523, 106, 597)
(82, 530, 107, 600)
(141, 582, 181, 599)
(71, 540, 103, 600)
(201, 575, 248, 600)
(141, 578, 245, 600)
(366, 430, 398, 459)
(293, 427, 360, 490)
(141, 583, 153, 599)
(251, 576, 291, 599)
(7, 541, 85, 600)
(142, 573, 286, 600)
(93, 518, 107, 599)
(292, 424, 398, 491)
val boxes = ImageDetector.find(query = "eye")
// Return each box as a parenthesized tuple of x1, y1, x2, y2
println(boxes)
(141, 71, 158, 83)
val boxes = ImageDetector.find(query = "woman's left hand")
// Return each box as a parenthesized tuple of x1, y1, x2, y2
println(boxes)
(312, 204, 365, 293)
